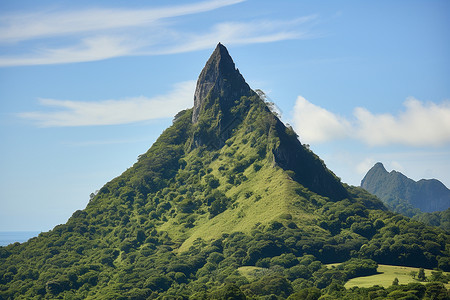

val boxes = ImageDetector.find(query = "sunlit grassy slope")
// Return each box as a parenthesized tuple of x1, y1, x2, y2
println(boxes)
(327, 264, 450, 289)
(175, 105, 320, 252)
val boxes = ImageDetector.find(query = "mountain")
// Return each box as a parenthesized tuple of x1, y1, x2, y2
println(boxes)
(361, 162, 450, 216)
(1, 44, 449, 299)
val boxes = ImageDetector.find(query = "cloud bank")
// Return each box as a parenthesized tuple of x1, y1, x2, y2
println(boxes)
(19, 81, 196, 127)
(0, 0, 316, 66)
(293, 96, 450, 147)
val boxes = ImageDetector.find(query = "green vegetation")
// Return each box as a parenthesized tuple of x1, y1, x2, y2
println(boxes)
(343, 264, 450, 289)
(413, 208, 450, 231)
(1, 95, 447, 299)
(0, 44, 448, 299)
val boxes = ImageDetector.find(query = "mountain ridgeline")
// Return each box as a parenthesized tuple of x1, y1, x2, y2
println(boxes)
(361, 163, 450, 215)
(1, 44, 449, 299)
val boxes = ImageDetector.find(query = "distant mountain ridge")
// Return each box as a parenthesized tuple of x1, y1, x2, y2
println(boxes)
(361, 162, 450, 214)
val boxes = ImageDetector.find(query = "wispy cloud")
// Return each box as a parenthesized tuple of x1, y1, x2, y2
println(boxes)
(19, 81, 196, 127)
(0, 36, 138, 66)
(293, 96, 450, 147)
(0, 0, 245, 43)
(0, 0, 317, 67)
(152, 17, 317, 55)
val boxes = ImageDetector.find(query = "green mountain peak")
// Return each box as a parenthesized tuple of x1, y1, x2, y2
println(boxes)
(1, 44, 449, 299)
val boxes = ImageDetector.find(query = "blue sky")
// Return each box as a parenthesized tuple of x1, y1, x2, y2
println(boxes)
(0, 0, 449, 231)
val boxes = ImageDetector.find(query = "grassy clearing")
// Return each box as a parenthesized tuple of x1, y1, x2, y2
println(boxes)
(329, 264, 450, 289)
(238, 266, 267, 281)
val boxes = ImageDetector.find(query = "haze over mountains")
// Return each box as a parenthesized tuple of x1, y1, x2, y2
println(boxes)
(361, 162, 450, 231)
(0, 44, 448, 299)
(361, 162, 450, 214)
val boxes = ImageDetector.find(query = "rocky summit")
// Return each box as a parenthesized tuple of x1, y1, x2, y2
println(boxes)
(0, 44, 449, 299)
(362, 162, 450, 215)
(192, 43, 252, 124)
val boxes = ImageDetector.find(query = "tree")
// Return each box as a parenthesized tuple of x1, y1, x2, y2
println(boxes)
(425, 282, 448, 299)
(429, 270, 447, 283)
(287, 287, 321, 300)
(417, 268, 426, 281)
(210, 283, 246, 299)
(410, 270, 417, 279)
(392, 277, 399, 286)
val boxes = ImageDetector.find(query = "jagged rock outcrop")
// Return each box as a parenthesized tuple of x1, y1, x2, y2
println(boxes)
(361, 162, 450, 213)
(192, 43, 252, 124)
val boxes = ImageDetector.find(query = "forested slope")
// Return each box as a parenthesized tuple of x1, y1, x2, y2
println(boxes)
(1, 44, 448, 299)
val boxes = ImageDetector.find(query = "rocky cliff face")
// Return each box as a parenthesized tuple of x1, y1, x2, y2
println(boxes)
(361, 162, 450, 213)
(272, 117, 348, 201)
(192, 43, 252, 124)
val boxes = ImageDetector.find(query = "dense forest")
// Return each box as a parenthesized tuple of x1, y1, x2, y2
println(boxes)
(1, 44, 448, 299)
(412, 209, 450, 231)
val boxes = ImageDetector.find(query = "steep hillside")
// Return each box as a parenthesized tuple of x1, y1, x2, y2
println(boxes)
(361, 162, 450, 216)
(413, 208, 450, 231)
(0, 44, 449, 299)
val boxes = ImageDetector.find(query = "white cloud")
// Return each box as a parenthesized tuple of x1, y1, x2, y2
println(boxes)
(293, 96, 450, 147)
(293, 96, 350, 143)
(19, 81, 196, 127)
(0, 36, 138, 67)
(0, 0, 245, 43)
(156, 17, 316, 55)
(0, 0, 317, 66)
(354, 98, 450, 146)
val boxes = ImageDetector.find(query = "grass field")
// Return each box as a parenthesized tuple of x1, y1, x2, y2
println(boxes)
(238, 266, 268, 281)
(239, 264, 449, 289)
(326, 264, 450, 289)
